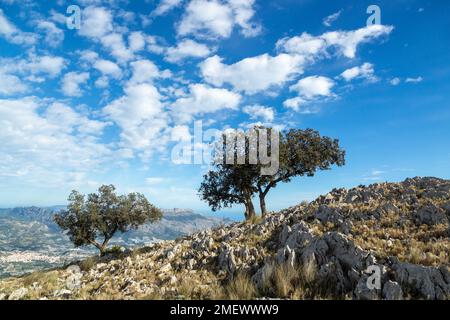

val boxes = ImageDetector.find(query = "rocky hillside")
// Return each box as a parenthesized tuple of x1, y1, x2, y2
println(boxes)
(0, 208, 230, 279)
(1, 177, 449, 300)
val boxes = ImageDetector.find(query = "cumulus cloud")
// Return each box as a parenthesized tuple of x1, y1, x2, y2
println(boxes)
(0, 71, 28, 96)
(177, 0, 260, 39)
(165, 39, 212, 63)
(284, 76, 334, 112)
(128, 31, 146, 51)
(340, 63, 376, 82)
(36, 20, 64, 47)
(79, 6, 114, 39)
(0, 97, 110, 187)
(152, 0, 184, 16)
(290, 76, 335, 99)
(0, 9, 37, 45)
(172, 83, 241, 123)
(103, 83, 169, 155)
(277, 24, 393, 59)
(243, 104, 275, 122)
(93, 59, 122, 79)
(390, 77, 401, 86)
(200, 54, 304, 94)
(128, 59, 170, 85)
(61, 72, 90, 97)
(1, 55, 66, 79)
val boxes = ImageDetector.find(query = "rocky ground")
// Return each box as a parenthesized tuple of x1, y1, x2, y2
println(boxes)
(0, 208, 229, 279)
(0, 177, 449, 300)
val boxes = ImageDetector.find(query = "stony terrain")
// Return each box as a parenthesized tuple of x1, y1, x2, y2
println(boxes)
(0, 208, 230, 278)
(0, 177, 449, 300)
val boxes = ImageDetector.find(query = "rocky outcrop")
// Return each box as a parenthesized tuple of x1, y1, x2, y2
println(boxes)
(0, 177, 449, 300)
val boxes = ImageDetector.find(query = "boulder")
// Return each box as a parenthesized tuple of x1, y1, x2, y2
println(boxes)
(393, 262, 450, 299)
(8, 287, 29, 300)
(382, 281, 403, 300)
(414, 205, 448, 226)
(354, 276, 380, 300)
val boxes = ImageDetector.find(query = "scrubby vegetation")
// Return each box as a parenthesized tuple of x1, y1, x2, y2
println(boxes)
(54, 185, 162, 255)
(1, 177, 449, 300)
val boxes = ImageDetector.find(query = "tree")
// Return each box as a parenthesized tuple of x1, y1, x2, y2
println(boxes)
(199, 128, 345, 220)
(199, 163, 259, 220)
(255, 128, 346, 216)
(54, 185, 162, 255)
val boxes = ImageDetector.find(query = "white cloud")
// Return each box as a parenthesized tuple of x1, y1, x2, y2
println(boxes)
(200, 54, 304, 94)
(177, 0, 260, 39)
(61, 72, 90, 97)
(79, 6, 113, 39)
(103, 83, 169, 153)
(243, 104, 275, 122)
(276, 32, 327, 58)
(79, 50, 100, 64)
(152, 0, 184, 16)
(0, 71, 27, 96)
(283, 97, 307, 112)
(171, 125, 192, 142)
(36, 20, 64, 47)
(340, 63, 376, 82)
(290, 76, 335, 99)
(128, 31, 146, 52)
(100, 32, 135, 62)
(284, 76, 335, 112)
(128, 60, 167, 85)
(165, 39, 212, 63)
(405, 76, 423, 83)
(277, 25, 393, 59)
(323, 10, 342, 27)
(0, 9, 37, 45)
(0, 97, 110, 187)
(228, 0, 261, 37)
(390, 77, 401, 86)
(93, 59, 122, 79)
(172, 83, 241, 123)
(1, 55, 66, 78)
(178, 0, 233, 39)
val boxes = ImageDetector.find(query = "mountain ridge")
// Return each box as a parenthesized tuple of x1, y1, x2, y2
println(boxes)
(1, 177, 449, 300)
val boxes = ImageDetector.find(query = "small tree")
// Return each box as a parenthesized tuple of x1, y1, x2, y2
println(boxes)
(199, 163, 259, 220)
(199, 128, 345, 220)
(256, 128, 346, 216)
(54, 185, 162, 255)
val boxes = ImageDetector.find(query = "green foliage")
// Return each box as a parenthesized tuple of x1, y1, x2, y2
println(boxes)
(199, 127, 345, 220)
(54, 185, 162, 255)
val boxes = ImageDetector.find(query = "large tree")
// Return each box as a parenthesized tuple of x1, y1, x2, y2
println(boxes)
(54, 185, 162, 255)
(199, 128, 345, 220)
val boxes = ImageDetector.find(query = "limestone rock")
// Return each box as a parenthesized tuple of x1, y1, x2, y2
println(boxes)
(8, 287, 28, 300)
(382, 281, 403, 300)
(393, 262, 450, 299)
(414, 205, 448, 226)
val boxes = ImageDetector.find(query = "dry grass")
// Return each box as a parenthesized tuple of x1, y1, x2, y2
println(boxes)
(221, 273, 258, 300)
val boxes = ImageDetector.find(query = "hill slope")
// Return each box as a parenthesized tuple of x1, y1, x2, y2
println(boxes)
(1, 177, 449, 300)
(0, 208, 230, 279)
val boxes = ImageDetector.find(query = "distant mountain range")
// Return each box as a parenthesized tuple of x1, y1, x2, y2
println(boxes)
(0, 206, 231, 278)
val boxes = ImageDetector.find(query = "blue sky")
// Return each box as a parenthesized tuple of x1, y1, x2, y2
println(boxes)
(0, 0, 449, 216)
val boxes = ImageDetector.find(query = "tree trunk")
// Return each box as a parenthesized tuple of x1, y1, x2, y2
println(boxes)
(259, 193, 268, 217)
(244, 197, 256, 221)
(98, 238, 111, 256)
